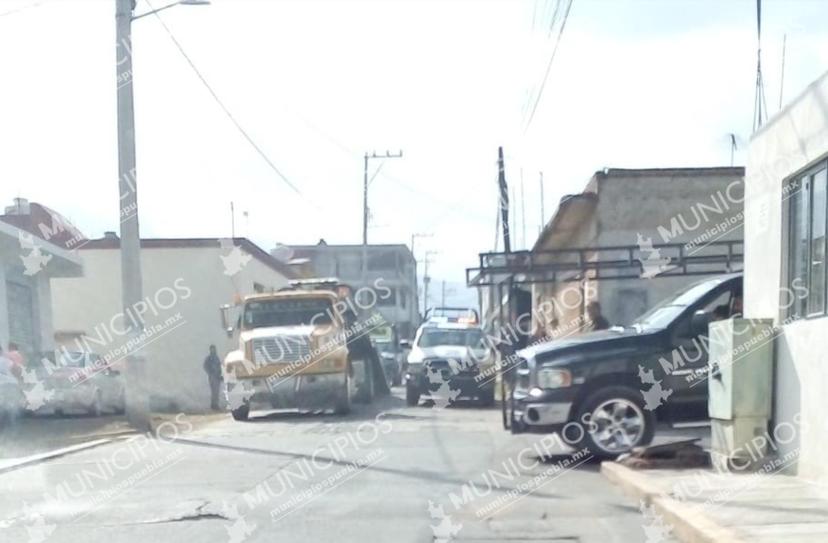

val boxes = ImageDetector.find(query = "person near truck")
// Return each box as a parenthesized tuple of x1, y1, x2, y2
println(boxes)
(203, 345, 223, 410)
(6, 342, 25, 380)
(586, 302, 610, 332)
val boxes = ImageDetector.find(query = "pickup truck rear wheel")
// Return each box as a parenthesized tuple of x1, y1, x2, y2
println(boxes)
(573, 386, 654, 460)
(479, 387, 495, 407)
(334, 374, 351, 415)
(354, 361, 374, 404)
(231, 402, 250, 421)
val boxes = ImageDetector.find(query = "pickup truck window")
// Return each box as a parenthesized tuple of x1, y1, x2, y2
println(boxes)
(674, 288, 734, 339)
(633, 278, 727, 330)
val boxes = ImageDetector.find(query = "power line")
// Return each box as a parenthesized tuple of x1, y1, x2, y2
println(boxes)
(148, 8, 491, 231)
(148, 5, 302, 196)
(0, 0, 45, 19)
(546, 0, 562, 39)
(524, 0, 573, 133)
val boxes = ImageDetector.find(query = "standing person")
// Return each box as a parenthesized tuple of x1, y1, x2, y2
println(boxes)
(585, 302, 610, 332)
(0, 347, 13, 377)
(0, 347, 22, 427)
(6, 343, 24, 380)
(203, 345, 223, 410)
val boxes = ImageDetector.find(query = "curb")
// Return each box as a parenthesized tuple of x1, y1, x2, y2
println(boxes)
(0, 438, 114, 475)
(600, 461, 746, 543)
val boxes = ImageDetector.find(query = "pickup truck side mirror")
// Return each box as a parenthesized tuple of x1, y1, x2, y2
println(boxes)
(690, 310, 710, 337)
(399, 339, 412, 350)
(219, 304, 234, 337)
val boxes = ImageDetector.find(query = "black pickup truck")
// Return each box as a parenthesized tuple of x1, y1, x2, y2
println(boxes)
(510, 273, 743, 458)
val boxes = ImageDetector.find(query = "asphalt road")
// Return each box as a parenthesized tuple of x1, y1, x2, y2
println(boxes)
(0, 389, 671, 543)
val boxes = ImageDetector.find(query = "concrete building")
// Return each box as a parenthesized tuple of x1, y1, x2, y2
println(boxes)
(744, 70, 828, 483)
(530, 167, 745, 338)
(50, 236, 296, 411)
(0, 199, 84, 362)
(285, 241, 419, 338)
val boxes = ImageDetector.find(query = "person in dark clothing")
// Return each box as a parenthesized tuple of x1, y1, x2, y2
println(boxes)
(203, 345, 223, 410)
(712, 304, 730, 321)
(586, 301, 610, 331)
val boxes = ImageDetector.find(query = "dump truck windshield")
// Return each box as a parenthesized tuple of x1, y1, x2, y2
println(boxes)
(243, 298, 334, 328)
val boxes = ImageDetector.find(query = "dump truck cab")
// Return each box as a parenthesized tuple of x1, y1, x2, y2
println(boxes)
(222, 279, 378, 420)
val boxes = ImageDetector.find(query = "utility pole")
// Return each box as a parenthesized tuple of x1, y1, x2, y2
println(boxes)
(441, 280, 446, 307)
(230, 201, 235, 238)
(361, 150, 403, 287)
(422, 250, 437, 316)
(115, 0, 149, 431)
(520, 168, 526, 249)
(779, 33, 786, 110)
(114, 0, 207, 431)
(539, 171, 545, 232)
(411, 232, 432, 321)
(497, 147, 511, 253)
(729, 134, 738, 167)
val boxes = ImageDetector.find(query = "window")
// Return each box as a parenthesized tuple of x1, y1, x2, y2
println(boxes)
(367, 251, 397, 271)
(336, 255, 361, 278)
(786, 162, 828, 319)
(673, 286, 736, 340)
(376, 287, 397, 306)
(418, 328, 484, 348)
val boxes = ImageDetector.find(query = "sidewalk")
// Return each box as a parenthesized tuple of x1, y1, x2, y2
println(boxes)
(0, 415, 133, 460)
(0, 411, 227, 470)
(602, 461, 828, 543)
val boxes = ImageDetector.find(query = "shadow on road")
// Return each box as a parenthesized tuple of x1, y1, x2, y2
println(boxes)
(0, 414, 130, 459)
(171, 434, 581, 502)
(539, 453, 603, 472)
(240, 392, 410, 424)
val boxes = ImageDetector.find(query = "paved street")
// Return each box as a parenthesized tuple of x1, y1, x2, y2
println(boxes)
(0, 390, 659, 543)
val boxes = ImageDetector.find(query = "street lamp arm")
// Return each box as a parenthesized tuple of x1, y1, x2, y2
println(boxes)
(132, 1, 179, 20)
(132, 0, 209, 21)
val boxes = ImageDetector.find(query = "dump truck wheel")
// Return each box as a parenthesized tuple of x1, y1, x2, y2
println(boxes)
(231, 403, 250, 421)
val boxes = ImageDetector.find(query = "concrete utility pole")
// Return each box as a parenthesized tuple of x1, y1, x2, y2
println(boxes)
(115, 0, 149, 431)
(361, 150, 403, 287)
(422, 250, 437, 316)
(410, 232, 431, 321)
(115, 0, 208, 430)
(539, 171, 545, 233)
(520, 168, 526, 249)
(497, 147, 511, 253)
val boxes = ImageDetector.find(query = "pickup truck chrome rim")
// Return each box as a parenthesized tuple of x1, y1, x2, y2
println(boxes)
(590, 398, 645, 454)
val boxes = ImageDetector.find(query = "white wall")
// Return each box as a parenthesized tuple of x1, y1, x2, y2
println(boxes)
(0, 264, 8, 349)
(51, 244, 290, 411)
(744, 70, 828, 482)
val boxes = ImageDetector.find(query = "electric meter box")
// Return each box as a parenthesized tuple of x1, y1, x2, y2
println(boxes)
(708, 318, 774, 465)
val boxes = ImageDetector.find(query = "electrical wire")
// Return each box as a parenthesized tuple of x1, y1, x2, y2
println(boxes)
(524, 0, 573, 133)
(0, 0, 46, 19)
(546, 0, 562, 39)
(148, 3, 302, 196)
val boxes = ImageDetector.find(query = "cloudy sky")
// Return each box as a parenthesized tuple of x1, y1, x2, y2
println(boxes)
(1, 0, 826, 306)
